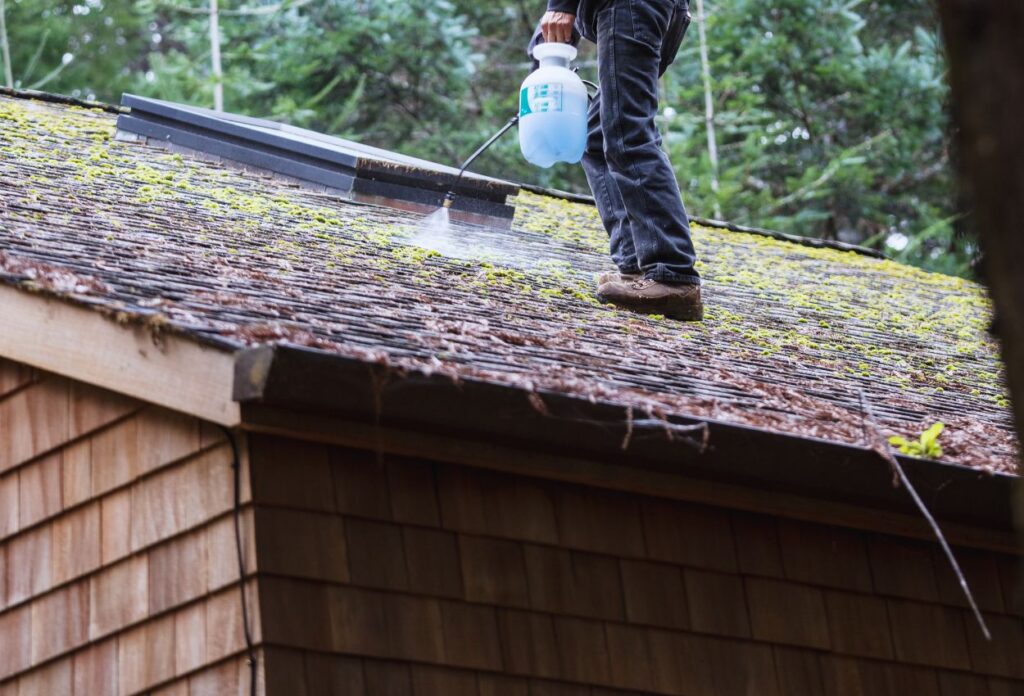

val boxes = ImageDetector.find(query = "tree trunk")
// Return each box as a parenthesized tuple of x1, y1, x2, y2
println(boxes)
(933, 2, 1023, 513)
(694, 0, 721, 219)
(209, 0, 224, 112)
(0, 0, 13, 88)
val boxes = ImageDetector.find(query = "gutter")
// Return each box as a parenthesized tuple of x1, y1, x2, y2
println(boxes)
(233, 344, 1015, 534)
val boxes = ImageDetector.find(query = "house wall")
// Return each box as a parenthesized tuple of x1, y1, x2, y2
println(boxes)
(2, 350, 1021, 696)
(0, 357, 259, 695)
(248, 432, 1024, 696)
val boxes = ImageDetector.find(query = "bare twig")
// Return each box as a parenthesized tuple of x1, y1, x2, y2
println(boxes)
(694, 0, 722, 219)
(630, 419, 708, 447)
(156, 0, 313, 17)
(21, 27, 50, 85)
(859, 390, 992, 641)
(209, 0, 223, 112)
(527, 395, 708, 453)
(621, 405, 635, 450)
(27, 54, 74, 92)
(527, 392, 553, 417)
(881, 156, 950, 196)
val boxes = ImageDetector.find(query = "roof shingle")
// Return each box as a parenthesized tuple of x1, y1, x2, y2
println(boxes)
(0, 93, 1015, 473)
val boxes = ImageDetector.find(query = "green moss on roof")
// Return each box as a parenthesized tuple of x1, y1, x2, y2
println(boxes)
(516, 189, 1000, 389)
(0, 94, 1015, 473)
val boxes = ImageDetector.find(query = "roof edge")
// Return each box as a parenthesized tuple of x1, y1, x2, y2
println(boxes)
(234, 344, 1017, 536)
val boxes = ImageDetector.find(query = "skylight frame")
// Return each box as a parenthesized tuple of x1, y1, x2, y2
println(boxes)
(115, 95, 518, 220)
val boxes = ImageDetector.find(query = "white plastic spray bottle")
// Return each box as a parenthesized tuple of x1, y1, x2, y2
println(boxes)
(518, 42, 588, 168)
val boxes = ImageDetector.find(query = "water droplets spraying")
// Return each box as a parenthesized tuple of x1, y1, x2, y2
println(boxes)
(407, 205, 604, 276)
(411, 206, 457, 257)
(420, 206, 451, 235)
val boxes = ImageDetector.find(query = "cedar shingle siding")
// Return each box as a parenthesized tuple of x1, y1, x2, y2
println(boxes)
(0, 356, 1021, 695)
(0, 358, 257, 694)
(249, 431, 1023, 696)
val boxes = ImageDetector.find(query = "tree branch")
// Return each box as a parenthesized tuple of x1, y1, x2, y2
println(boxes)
(858, 390, 992, 641)
(765, 130, 892, 214)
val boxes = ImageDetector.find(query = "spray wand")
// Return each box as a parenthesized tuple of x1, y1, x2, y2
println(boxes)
(442, 115, 520, 209)
(438, 62, 598, 210)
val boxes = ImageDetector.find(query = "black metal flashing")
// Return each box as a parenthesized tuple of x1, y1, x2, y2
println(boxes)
(116, 94, 518, 220)
(234, 344, 1016, 533)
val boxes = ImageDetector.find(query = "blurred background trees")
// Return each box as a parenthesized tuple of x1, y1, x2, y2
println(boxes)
(0, 0, 972, 275)
(662, 0, 969, 275)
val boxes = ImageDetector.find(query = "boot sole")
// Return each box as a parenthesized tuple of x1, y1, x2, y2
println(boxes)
(596, 293, 704, 322)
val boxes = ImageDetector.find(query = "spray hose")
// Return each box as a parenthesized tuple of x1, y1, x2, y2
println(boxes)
(440, 77, 598, 209)
(442, 115, 520, 209)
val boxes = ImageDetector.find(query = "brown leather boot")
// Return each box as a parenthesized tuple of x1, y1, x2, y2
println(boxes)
(595, 270, 642, 285)
(596, 278, 704, 321)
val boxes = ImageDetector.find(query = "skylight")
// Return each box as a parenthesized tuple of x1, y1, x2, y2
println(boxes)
(115, 95, 517, 222)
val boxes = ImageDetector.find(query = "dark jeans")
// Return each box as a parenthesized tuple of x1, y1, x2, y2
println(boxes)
(585, 0, 699, 284)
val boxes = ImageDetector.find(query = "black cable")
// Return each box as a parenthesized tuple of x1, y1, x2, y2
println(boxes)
(219, 425, 258, 696)
(442, 115, 520, 208)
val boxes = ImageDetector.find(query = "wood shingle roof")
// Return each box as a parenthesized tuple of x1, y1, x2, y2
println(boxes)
(0, 92, 1016, 473)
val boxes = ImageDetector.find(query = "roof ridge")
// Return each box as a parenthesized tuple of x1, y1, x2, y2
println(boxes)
(0, 86, 126, 115)
(518, 182, 888, 260)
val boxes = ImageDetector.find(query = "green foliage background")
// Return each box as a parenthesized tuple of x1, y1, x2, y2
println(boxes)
(1, 0, 973, 275)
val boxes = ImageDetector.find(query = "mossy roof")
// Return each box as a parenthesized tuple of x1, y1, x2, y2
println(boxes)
(0, 92, 1016, 473)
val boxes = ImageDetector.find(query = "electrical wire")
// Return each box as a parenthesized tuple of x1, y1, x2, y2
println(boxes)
(218, 425, 259, 695)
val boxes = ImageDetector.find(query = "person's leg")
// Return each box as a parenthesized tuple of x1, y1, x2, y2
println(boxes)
(580, 91, 641, 275)
(596, 0, 700, 285)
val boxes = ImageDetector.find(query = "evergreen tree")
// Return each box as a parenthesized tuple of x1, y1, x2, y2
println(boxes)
(661, 0, 969, 274)
(2, 0, 152, 99)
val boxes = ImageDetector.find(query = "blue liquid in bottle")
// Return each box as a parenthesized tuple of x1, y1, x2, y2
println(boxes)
(519, 43, 589, 168)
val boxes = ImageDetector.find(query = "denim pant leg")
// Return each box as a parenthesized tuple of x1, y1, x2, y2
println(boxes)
(581, 92, 641, 275)
(596, 0, 700, 284)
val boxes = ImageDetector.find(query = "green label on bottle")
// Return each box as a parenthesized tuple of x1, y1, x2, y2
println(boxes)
(520, 87, 532, 116)
(520, 83, 563, 117)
